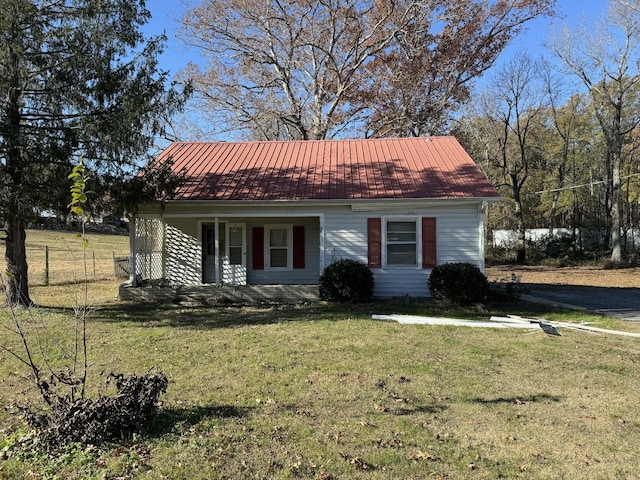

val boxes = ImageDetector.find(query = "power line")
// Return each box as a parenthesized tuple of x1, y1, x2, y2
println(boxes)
(533, 172, 640, 195)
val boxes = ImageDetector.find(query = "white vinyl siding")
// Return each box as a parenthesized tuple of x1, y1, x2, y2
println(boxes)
(323, 204, 483, 297)
(134, 201, 486, 297)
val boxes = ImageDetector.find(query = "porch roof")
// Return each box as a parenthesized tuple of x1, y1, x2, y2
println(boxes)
(150, 136, 500, 202)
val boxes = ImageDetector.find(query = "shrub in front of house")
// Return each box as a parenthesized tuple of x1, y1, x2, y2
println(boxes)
(428, 262, 489, 305)
(319, 258, 375, 303)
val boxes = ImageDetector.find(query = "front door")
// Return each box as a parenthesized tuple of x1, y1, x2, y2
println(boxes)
(223, 222, 246, 285)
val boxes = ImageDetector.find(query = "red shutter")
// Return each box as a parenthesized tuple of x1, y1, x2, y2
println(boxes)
(252, 227, 264, 270)
(293, 226, 305, 269)
(367, 218, 382, 268)
(422, 217, 436, 268)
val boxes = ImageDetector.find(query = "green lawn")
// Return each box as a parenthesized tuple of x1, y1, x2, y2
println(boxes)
(2, 294, 640, 479)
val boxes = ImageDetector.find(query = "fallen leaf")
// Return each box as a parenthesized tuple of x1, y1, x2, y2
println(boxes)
(408, 450, 438, 462)
(350, 457, 374, 470)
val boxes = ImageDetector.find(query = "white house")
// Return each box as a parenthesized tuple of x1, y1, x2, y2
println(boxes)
(124, 137, 500, 302)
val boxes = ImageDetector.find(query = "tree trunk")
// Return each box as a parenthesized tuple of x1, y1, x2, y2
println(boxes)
(515, 210, 526, 263)
(4, 56, 31, 306)
(610, 153, 622, 263)
(514, 190, 526, 264)
(607, 100, 623, 264)
(549, 194, 558, 237)
(549, 136, 569, 237)
(4, 199, 31, 306)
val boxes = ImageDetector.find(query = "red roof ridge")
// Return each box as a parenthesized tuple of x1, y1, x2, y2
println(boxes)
(168, 136, 450, 146)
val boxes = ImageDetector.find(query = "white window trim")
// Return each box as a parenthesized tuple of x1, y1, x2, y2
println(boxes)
(382, 216, 422, 269)
(264, 224, 293, 271)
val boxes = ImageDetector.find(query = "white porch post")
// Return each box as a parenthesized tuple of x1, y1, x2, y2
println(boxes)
(319, 213, 325, 273)
(214, 217, 220, 286)
(161, 217, 167, 280)
(128, 216, 137, 286)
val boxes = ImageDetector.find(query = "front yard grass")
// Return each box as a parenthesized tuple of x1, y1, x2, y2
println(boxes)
(1, 293, 640, 479)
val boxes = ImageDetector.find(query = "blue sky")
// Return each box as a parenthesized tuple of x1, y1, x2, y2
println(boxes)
(142, 0, 606, 141)
(503, 0, 606, 61)
(144, 0, 606, 80)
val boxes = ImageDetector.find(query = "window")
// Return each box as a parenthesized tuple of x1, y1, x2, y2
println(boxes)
(253, 225, 305, 270)
(386, 220, 417, 266)
(367, 217, 437, 269)
(265, 225, 292, 269)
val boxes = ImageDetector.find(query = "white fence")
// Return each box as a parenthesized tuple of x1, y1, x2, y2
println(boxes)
(492, 228, 640, 250)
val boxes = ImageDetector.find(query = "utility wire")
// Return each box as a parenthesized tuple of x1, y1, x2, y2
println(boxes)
(533, 172, 640, 195)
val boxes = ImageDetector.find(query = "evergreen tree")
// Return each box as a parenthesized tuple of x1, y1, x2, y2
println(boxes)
(0, 0, 189, 305)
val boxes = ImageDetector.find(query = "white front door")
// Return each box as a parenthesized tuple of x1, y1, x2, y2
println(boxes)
(223, 222, 246, 285)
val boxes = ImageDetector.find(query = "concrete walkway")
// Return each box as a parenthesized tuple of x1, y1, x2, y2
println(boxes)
(523, 284, 640, 322)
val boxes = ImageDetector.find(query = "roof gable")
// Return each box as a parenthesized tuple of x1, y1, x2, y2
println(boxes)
(151, 137, 500, 202)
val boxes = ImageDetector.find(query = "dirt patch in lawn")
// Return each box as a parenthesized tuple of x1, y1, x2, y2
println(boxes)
(486, 265, 640, 288)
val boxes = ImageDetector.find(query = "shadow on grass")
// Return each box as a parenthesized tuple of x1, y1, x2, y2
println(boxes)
(87, 299, 463, 330)
(149, 404, 253, 437)
(471, 393, 563, 405)
(60, 296, 568, 331)
(391, 404, 448, 416)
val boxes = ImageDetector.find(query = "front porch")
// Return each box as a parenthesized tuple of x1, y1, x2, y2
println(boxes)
(119, 282, 320, 305)
(129, 214, 322, 287)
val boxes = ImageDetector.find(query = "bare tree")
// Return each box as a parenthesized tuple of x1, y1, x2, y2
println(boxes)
(465, 54, 547, 263)
(551, 0, 640, 263)
(179, 0, 554, 140)
(357, 0, 555, 137)
(540, 63, 588, 236)
(180, 0, 417, 140)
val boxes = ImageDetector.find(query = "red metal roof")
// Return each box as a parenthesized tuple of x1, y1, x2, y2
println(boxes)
(151, 137, 500, 201)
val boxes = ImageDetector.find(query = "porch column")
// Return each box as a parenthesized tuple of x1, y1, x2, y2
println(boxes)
(319, 214, 325, 272)
(161, 217, 167, 280)
(214, 217, 220, 286)
(129, 216, 137, 286)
